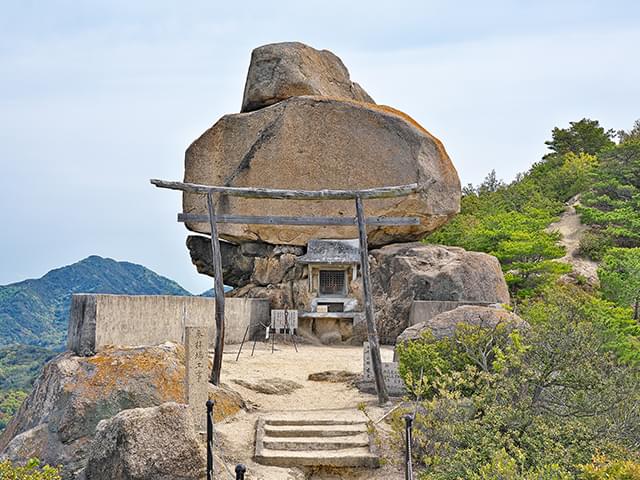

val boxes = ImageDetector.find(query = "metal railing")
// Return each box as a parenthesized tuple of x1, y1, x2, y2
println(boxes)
(404, 414, 414, 480)
(207, 399, 248, 479)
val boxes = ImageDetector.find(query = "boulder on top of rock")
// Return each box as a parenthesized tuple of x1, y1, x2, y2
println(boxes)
(368, 243, 511, 343)
(84, 402, 205, 480)
(241, 42, 374, 112)
(184, 96, 461, 247)
(396, 305, 529, 346)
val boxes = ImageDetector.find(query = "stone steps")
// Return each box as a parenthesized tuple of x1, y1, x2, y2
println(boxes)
(254, 409, 379, 468)
(263, 433, 370, 451)
(264, 423, 367, 437)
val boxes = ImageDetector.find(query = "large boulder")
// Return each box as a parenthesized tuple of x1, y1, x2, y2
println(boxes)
(183, 95, 460, 247)
(369, 243, 511, 342)
(396, 305, 529, 345)
(84, 403, 205, 480)
(0, 344, 186, 478)
(241, 41, 374, 112)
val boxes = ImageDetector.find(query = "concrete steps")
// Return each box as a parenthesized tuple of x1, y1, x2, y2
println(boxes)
(254, 409, 379, 468)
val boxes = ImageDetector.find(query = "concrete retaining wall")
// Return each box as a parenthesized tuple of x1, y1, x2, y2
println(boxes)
(409, 300, 498, 326)
(67, 294, 270, 356)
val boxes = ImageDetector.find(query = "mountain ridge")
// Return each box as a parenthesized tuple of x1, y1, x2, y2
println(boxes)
(0, 255, 192, 350)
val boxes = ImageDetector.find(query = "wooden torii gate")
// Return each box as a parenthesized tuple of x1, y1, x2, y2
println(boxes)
(151, 178, 432, 405)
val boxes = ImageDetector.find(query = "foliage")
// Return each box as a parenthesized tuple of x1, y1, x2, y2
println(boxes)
(0, 345, 57, 391)
(519, 285, 640, 364)
(0, 345, 56, 432)
(598, 248, 640, 319)
(544, 118, 616, 157)
(0, 389, 28, 432)
(0, 459, 62, 480)
(397, 303, 640, 480)
(578, 453, 640, 479)
(577, 231, 613, 261)
(578, 141, 640, 255)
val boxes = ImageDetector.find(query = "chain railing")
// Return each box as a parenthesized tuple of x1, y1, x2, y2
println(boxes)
(206, 400, 248, 479)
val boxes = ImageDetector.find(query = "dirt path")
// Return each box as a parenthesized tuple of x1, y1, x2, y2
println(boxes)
(213, 342, 404, 479)
(546, 196, 599, 284)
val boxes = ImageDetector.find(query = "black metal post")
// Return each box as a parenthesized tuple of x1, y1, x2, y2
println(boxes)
(404, 414, 413, 480)
(235, 464, 247, 479)
(206, 400, 214, 480)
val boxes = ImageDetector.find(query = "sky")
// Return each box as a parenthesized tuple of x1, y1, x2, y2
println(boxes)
(1, 1, 639, 293)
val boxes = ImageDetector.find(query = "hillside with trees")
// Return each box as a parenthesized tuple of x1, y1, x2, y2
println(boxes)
(397, 118, 640, 478)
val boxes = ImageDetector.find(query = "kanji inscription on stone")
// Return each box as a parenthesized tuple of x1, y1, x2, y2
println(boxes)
(185, 325, 209, 432)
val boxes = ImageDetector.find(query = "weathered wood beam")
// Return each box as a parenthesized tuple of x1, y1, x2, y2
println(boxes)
(355, 195, 389, 405)
(151, 178, 431, 200)
(206, 192, 226, 386)
(178, 213, 421, 226)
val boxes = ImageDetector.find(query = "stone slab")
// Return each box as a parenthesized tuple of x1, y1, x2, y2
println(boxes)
(362, 342, 405, 395)
(185, 326, 209, 432)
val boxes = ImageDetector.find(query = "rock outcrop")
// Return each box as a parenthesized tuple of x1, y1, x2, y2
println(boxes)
(0, 344, 186, 478)
(183, 43, 461, 248)
(369, 243, 511, 342)
(396, 305, 528, 345)
(0, 344, 244, 479)
(188, 236, 510, 344)
(241, 42, 374, 112)
(84, 403, 205, 480)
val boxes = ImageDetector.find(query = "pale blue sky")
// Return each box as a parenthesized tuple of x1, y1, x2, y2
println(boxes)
(1, 1, 639, 293)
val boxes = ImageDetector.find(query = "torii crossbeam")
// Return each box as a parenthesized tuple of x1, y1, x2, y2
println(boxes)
(151, 178, 434, 405)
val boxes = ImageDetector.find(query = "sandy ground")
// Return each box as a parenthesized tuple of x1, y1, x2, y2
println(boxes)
(546, 196, 599, 284)
(212, 341, 405, 480)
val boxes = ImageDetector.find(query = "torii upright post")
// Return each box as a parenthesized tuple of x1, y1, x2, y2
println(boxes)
(206, 191, 225, 386)
(355, 195, 389, 405)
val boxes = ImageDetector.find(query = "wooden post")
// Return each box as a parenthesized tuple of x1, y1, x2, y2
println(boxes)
(355, 195, 389, 405)
(206, 191, 225, 385)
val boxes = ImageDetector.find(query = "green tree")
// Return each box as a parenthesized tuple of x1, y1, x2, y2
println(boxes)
(545, 118, 615, 157)
(618, 119, 640, 144)
(599, 248, 640, 320)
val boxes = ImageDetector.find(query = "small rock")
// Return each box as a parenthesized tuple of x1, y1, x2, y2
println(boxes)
(231, 377, 302, 395)
(308, 370, 360, 383)
(208, 383, 246, 422)
(319, 331, 343, 345)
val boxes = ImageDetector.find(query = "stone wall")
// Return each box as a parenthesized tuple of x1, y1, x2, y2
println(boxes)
(67, 294, 269, 355)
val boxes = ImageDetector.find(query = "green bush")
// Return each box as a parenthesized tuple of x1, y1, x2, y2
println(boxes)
(0, 459, 61, 480)
(578, 453, 640, 479)
(397, 300, 640, 479)
(577, 231, 612, 261)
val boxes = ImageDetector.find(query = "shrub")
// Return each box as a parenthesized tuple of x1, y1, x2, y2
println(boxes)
(578, 453, 640, 479)
(577, 230, 612, 261)
(396, 304, 640, 479)
(0, 459, 62, 480)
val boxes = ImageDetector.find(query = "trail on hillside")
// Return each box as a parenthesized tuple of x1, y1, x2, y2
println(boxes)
(546, 196, 599, 285)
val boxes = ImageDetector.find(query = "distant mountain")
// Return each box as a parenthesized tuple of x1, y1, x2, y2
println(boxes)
(199, 286, 233, 297)
(0, 256, 191, 350)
